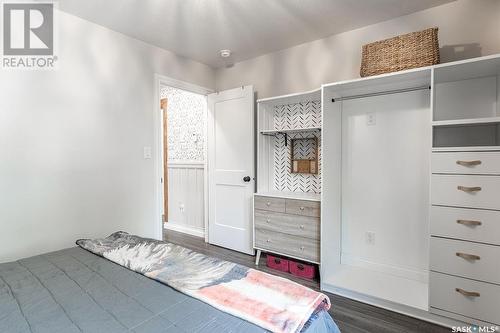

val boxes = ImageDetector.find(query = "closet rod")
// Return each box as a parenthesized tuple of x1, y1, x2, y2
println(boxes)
(331, 85, 430, 103)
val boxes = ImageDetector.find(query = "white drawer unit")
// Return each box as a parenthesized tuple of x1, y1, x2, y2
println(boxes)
(431, 206, 500, 245)
(431, 174, 500, 210)
(430, 237, 500, 284)
(253, 194, 321, 264)
(430, 145, 500, 325)
(432, 151, 500, 175)
(430, 272, 500, 325)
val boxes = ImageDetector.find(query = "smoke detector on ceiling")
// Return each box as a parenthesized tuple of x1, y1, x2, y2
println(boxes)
(219, 49, 232, 58)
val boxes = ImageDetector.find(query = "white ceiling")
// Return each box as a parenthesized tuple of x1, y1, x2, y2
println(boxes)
(56, 0, 454, 68)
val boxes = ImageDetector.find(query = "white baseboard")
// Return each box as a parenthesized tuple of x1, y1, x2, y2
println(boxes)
(341, 253, 428, 283)
(164, 222, 205, 238)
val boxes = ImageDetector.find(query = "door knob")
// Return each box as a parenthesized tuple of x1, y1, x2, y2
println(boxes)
(243, 176, 251, 182)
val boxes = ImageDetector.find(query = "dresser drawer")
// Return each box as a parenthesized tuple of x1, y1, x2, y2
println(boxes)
(431, 206, 500, 245)
(255, 229, 319, 262)
(431, 174, 500, 210)
(254, 210, 320, 240)
(432, 151, 500, 175)
(285, 199, 320, 217)
(254, 196, 286, 213)
(430, 237, 500, 284)
(430, 272, 500, 325)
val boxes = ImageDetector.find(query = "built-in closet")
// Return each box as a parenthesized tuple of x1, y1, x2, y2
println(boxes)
(255, 54, 500, 327)
(254, 89, 322, 265)
(321, 69, 432, 311)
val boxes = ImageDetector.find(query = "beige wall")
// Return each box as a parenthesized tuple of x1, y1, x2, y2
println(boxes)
(215, 0, 500, 99)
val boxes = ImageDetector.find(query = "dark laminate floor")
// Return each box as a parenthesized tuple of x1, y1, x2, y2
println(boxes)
(163, 230, 449, 333)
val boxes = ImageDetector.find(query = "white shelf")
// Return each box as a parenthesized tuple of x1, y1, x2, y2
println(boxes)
(432, 146, 500, 152)
(255, 191, 321, 202)
(434, 53, 500, 83)
(322, 66, 431, 100)
(432, 117, 500, 127)
(260, 127, 321, 135)
(257, 88, 321, 106)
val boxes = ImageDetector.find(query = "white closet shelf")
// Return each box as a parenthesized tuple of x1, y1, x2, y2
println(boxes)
(260, 127, 321, 135)
(257, 88, 321, 106)
(432, 117, 500, 127)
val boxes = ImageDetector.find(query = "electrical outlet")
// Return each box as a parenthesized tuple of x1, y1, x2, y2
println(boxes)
(366, 112, 376, 126)
(365, 231, 376, 245)
(143, 146, 152, 159)
(179, 203, 185, 213)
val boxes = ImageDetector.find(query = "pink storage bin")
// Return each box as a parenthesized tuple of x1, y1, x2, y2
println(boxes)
(266, 255, 289, 273)
(289, 260, 316, 280)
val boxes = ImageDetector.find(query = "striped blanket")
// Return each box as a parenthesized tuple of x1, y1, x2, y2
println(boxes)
(77, 232, 330, 333)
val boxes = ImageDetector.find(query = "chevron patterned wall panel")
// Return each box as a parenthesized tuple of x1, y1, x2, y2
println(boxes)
(273, 100, 321, 130)
(272, 100, 321, 193)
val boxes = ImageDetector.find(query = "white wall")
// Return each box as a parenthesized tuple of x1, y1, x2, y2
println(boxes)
(0, 10, 215, 263)
(215, 0, 500, 98)
(167, 163, 205, 237)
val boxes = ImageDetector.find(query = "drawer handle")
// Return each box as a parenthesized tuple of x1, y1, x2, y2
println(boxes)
(300, 207, 305, 211)
(457, 186, 482, 193)
(456, 219, 482, 227)
(456, 160, 482, 167)
(299, 225, 305, 229)
(456, 252, 481, 261)
(455, 288, 480, 297)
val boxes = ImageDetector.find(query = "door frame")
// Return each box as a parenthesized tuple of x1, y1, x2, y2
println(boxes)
(153, 74, 213, 241)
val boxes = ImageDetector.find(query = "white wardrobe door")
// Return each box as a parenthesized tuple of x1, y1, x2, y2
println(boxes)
(341, 89, 431, 278)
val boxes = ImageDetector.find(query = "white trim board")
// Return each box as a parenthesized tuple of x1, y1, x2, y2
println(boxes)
(167, 162, 205, 169)
(164, 222, 204, 238)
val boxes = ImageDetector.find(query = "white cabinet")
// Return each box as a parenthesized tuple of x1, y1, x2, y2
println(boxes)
(430, 206, 500, 245)
(430, 55, 500, 326)
(320, 54, 500, 326)
(430, 272, 500, 325)
(254, 90, 322, 265)
(432, 151, 500, 175)
(431, 174, 500, 210)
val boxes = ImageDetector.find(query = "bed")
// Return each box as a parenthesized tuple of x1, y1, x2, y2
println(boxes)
(0, 245, 339, 333)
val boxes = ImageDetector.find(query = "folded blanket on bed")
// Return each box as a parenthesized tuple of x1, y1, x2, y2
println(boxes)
(77, 232, 330, 333)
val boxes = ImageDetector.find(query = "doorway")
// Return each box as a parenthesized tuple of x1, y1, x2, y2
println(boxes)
(157, 76, 210, 239)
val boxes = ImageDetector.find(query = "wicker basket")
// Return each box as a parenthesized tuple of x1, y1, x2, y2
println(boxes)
(360, 28, 440, 77)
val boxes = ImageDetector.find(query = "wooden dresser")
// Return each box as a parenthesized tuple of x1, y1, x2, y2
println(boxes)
(429, 150, 500, 325)
(253, 193, 320, 265)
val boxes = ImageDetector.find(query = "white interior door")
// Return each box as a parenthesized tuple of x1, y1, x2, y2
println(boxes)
(208, 86, 254, 254)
